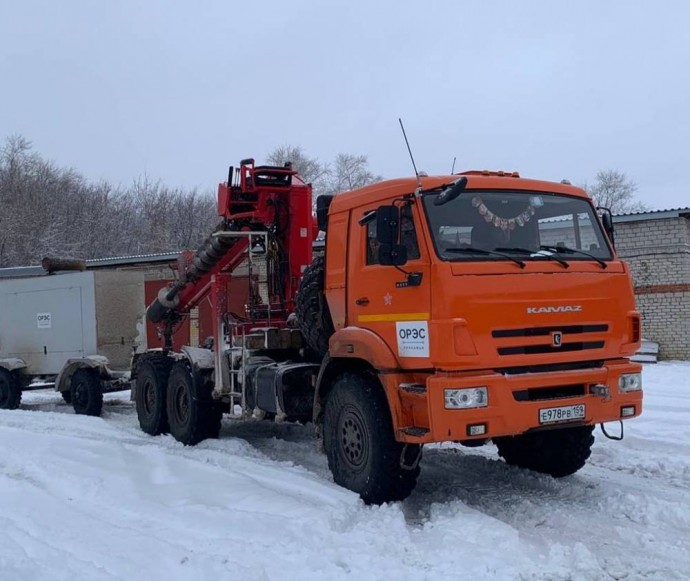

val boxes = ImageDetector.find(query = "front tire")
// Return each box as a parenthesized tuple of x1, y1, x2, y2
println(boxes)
(70, 368, 104, 417)
(0, 368, 21, 410)
(323, 372, 420, 504)
(166, 362, 222, 446)
(494, 425, 595, 477)
(135, 357, 172, 435)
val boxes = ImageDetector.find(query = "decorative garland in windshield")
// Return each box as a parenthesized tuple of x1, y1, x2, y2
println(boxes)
(471, 195, 542, 231)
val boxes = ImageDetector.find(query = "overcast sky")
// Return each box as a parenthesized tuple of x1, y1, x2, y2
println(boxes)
(1, 0, 688, 209)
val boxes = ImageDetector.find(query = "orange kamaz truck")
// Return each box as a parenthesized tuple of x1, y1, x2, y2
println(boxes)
(135, 160, 643, 504)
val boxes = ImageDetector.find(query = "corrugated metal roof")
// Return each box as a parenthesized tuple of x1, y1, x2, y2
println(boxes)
(0, 252, 182, 279)
(613, 207, 690, 223)
(86, 252, 181, 268)
(1, 243, 326, 278)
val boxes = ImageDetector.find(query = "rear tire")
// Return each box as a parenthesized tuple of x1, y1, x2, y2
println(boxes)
(0, 368, 21, 410)
(70, 368, 104, 417)
(135, 356, 172, 435)
(494, 425, 595, 477)
(166, 362, 222, 446)
(295, 255, 334, 358)
(323, 372, 420, 504)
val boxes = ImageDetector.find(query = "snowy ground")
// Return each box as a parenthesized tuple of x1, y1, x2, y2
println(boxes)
(1, 363, 689, 580)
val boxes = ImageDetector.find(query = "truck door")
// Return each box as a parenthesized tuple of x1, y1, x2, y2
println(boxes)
(347, 202, 431, 367)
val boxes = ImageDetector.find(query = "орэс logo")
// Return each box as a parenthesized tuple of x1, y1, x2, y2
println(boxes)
(526, 305, 583, 314)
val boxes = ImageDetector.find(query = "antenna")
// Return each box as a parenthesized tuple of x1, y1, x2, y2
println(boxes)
(398, 118, 422, 190)
(451, 156, 457, 174)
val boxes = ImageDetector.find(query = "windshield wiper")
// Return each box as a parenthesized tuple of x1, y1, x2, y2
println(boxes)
(445, 246, 526, 269)
(496, 246, 570, 269)
(539, 245, 607, 269)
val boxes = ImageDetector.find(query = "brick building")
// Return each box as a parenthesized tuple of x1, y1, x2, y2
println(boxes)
(614, 208, 690, 360)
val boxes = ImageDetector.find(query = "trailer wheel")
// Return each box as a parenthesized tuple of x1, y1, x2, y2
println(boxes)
(166, 362, 221, 446)
(494, 425, 595, 478)
(323, 372, 420, 504)
(0, 368, 21, 410)
(296, 255, 334, 358)
(135, 357, 172, 435)
(70, 368, 104, 417)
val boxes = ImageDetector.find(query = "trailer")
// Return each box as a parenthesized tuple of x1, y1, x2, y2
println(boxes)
(0, 269, 145, 415)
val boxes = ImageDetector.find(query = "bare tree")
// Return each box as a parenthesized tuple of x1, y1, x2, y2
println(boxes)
(582, 170, 648, 214)
(266, 144, 330, 196)
(0, 135, 218, 267)
(326, 153, 382, 195)
(0, 136, 387, 268)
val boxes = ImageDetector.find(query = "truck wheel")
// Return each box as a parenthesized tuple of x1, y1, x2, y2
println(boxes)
(61, 390, 72, 404)
(296, 255, 334, 358)
(494, 425, 595, 477)
(135, 357, 172, 435)
(323, 372, 420, 504)
(0, 368, 21, 410)
(166, 362, 221, 446)
(70, 368, 104, 417)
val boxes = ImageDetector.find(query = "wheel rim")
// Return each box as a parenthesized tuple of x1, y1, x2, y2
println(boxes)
(143, 378, 156, 415)
(339, 405, 369, 469)
(172, 381, 190, 425)
(74, 380, 89, 409)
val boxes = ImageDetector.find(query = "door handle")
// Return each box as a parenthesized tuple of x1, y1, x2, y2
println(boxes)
(356, 297, 370, 306)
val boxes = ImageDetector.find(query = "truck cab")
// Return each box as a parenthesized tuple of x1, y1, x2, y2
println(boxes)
(314, 171, 642, 500)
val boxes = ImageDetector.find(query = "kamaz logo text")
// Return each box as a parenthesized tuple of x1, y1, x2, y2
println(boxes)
(526, 305, 583, 314)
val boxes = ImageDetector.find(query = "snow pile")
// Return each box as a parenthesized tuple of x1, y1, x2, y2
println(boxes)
(1, 363, 689, 580)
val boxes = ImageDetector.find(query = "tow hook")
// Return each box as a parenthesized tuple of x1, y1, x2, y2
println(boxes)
(600, 421, 624, 441)
(589, 383, 611, 401)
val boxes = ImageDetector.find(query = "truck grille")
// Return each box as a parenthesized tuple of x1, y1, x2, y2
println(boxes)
(498, 360, 603, 376)
(498, 341, 605, 355)
(493, 324, 608, 356)
(492, 324, 608, 338)
(513, 384, 586, 402)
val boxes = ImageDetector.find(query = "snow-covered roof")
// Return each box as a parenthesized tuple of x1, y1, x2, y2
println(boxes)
(613, 207, 690, 223)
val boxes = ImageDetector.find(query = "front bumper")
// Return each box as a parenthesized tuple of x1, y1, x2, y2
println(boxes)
(422, 359, 642, 443)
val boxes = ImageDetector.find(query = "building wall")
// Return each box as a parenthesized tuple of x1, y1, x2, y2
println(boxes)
(615, 216, 690, 359)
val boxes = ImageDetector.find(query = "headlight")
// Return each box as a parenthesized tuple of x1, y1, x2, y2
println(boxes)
(444, 387, 488, 409)
(618, 373, 642, 392)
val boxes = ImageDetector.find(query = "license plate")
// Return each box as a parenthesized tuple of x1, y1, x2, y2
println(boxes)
(539, 404, 586, 425)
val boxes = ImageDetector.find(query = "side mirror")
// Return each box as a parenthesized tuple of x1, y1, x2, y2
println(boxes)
(434, 176, 468, 206)
(597, 207, 615, 247)
(316, 195, 334, 232)
(378, 243, 408, 266)
(376, 205, 400, 245)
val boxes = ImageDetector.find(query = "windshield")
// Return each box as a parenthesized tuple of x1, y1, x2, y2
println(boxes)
(422, 189, 613, 263)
